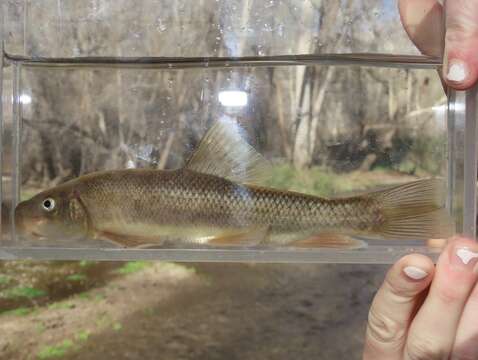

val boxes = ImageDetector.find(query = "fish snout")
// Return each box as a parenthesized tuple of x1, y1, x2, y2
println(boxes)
(14, 202, 26, 232)
(14, 201, 44, 238)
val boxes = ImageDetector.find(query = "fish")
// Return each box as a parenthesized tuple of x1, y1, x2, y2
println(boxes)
(14, 118, 454, 249)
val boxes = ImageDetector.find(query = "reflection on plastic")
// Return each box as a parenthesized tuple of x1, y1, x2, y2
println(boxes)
(218, 90, 248, 107)
(19, 94, 31, 104)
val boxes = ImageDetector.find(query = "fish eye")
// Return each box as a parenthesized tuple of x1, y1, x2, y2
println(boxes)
(42, 198, 56, 212)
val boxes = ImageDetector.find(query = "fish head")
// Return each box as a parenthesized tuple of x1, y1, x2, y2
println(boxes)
(14, 185, 90, 241)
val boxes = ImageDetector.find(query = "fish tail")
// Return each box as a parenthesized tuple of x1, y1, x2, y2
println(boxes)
(368, 178, 455, 240)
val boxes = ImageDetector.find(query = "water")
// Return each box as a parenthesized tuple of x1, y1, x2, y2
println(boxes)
(0, 52, 454, 263)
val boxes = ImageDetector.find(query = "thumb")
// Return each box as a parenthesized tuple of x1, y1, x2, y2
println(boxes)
(363, 254, 434, 360)
(444, 0, 478, 89)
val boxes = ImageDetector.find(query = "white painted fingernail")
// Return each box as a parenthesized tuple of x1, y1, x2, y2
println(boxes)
(447, 60, 467, 82)
(456, 247, 478, 265)
(451, 244, 478, 273)
(403, 266, 428, 280)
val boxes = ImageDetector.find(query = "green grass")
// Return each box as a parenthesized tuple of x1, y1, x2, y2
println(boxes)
(66, 274, 87, 281)
(37, 340, 74, 359)
(3, 286, 46, 299)
(95, 313, 112, 328)
(113, 322, 122, 331)
(94, 294, 105, 302)
(161, 262, 196, 274)
(36, 323, 46, 334)
(76, 330, 90, 342)
(114, 261, 151, 275)
(265, 164, 343, 196)
(408, 135, 445, 176)
(143, 307, 156, 316)
(48, 302, 75, 310)
(35, 330, 90, 359)
(1, 307, 32, 316)
(0, 275, 11, 285)
(21, 189, 42, 202)
(79, 260, 96, 268)
(263, 164, 420, 197)
(77, 292, 91, 300)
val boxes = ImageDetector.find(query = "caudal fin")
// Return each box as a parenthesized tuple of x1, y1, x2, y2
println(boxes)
(368, 179, 455, 240)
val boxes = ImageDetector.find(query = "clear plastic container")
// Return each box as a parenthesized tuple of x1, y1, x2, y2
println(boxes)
(0, 0, 475, 263)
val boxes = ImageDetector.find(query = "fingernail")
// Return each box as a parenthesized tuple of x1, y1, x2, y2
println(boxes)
(403, 266, 428, 280)
(451, 245, 478, 272)
(446, 60, 468, 83)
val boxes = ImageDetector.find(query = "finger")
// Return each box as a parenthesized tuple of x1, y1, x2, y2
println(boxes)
(363, 254, 434, 360)
(398, 0, 444, 57)
(427, 238, 447, 250)
(405, 237, 478, 360)
(443, 0, 478, 89)
(451, 252, 478, 359)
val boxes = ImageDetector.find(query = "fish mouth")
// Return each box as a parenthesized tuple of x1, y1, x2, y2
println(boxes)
(31, 231, 47, 240)
(17, 227, 47, 240)
(14, 213, 48, 240)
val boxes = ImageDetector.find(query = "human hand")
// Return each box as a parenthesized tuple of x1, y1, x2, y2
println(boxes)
(399, 0, 478, 90)
(363, 237, 478, 359)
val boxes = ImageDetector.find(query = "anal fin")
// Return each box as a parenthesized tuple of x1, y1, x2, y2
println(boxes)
(289, 233, 367, 250)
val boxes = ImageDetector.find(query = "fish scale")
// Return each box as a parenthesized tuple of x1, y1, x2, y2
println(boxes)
(73, 169, 379, 239)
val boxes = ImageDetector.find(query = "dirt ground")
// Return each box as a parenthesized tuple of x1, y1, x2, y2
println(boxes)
(0, 261, 387, 360)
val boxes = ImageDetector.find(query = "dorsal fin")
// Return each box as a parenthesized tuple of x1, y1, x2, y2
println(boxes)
(184, 117, 271, 185)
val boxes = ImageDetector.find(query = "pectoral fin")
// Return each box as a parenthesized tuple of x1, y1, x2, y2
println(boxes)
(96, 231, 162, 248)
(207, 227, 270, 247)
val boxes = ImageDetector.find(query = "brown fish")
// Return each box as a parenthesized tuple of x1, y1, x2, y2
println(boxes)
(14, 119, 454, 248)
